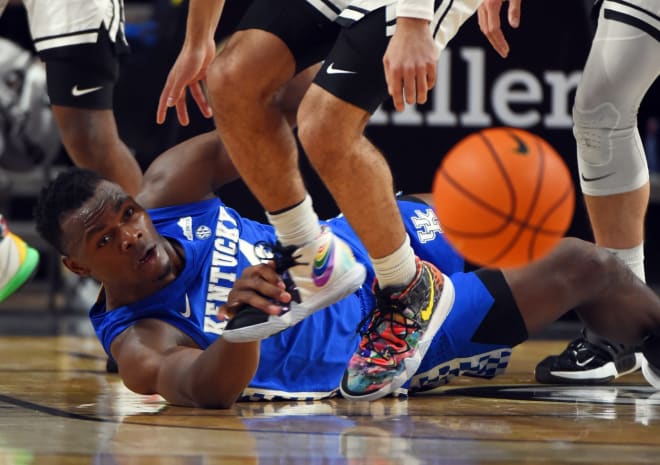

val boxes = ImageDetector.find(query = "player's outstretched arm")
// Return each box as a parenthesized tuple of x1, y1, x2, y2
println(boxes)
(136, 131, 239, 209)
(477, 0, 522, 58)
(111, 319, 260, 409)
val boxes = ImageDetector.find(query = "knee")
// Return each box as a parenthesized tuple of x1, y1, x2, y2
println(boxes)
(297, 93, 351, 165)
(206, 53, 245, 112)
(559, 239, 619, 293)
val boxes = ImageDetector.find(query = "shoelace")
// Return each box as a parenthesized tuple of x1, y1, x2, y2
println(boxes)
(253, 240, 308, 274)
(357, 293, 419, 359)
(579, 329, 632, 358)
(567, 337, 615, 362)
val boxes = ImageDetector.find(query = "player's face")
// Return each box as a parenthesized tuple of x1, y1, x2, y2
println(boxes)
(61, 181, 172, 286)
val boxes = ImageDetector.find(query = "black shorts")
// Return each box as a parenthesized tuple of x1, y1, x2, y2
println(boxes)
(236, 0, 388, 113)
(472, 268, 528, 347)
(40, 27, 128, 110)
(314, 7, 390, 114)
(235, 0, 340, 74)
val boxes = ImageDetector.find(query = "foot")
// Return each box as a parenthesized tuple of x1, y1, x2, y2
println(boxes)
(535, 329, 643, 384)
(340, 259, 455, 401)
(222, 225, 366, 342)
(0, 216, 40, 304)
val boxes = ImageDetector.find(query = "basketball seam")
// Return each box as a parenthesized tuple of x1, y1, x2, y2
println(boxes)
(478, 130, 544, 266)
(527, 138, 574, 261)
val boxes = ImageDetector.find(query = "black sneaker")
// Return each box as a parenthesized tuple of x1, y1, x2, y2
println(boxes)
(535, 330, 643, 384)
(222, 227, 366, 343)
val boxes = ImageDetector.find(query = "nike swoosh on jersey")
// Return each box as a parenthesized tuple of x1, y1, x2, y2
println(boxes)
(581, 172, 616, 182)
(71, 85, 103, 97)
(181, 293, 192, 318)
(326, 63, 357, 75)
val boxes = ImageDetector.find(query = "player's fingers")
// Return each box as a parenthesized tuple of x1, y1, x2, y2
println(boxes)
(219, 296, 283, 318)
(385, 64, 405, 112)
(175, 98, 190, 127)
(486, 2, 509, 58)
(415, 67, 429, 105)
(508, 0, 522, 28)
(189, 81, 213, 118)
(156, 80, 174, 124)
(426, 61, 437, 92)
(225, 289, 284, 315)
(493, 30, 510, 58)
(403, 68, 417, 106)
(240, 264, 289, 301)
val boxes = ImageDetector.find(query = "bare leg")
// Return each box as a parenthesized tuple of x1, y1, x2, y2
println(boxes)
(297, 84, 407, 261)
(207, 30, 307, 212)
(574, 12, 659, 280)
(504, 238, 660, 346)
(584, 186, 649, 248)
(52, 106, 142, 196)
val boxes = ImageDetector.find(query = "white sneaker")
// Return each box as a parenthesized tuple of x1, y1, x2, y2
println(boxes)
(0, 215, 40, 304)
(222, 225, 366, 342)
(642, 357, 660, 390)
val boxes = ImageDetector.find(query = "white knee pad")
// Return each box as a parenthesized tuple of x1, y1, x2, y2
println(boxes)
(573, 102, 649, 196)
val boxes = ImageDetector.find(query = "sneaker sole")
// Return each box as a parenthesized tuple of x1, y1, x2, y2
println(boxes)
(0, 247, 39, 304)
(536, 352, 644, 385)
(222, 262, 367, 343)
(340, 273, 456, 401)
(642, 357, 660, 390)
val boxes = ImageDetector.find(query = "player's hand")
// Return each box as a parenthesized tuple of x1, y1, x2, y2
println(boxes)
(156, 38, 216, 126)
(219, 263, 292, 319)
(383, 17, 438, 112)
(477, 0, 522, 58)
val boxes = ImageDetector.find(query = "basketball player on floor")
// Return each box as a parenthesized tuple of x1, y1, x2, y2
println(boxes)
(478, 0, 659, 385)
(33, 130, 660, 408)
(157, 0, 481, 400)
(16, 0, 142, 195)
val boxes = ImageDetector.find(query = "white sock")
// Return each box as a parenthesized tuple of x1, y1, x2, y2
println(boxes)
(370, 235, 418, 290)
(605, 243, 646, 283)
(266, 195, 322, 247)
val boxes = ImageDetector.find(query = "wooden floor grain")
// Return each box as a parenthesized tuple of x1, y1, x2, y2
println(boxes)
(1, 337, 658, 464)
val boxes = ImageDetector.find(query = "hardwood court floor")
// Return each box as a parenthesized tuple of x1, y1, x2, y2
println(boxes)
(0, 337, 659, 464)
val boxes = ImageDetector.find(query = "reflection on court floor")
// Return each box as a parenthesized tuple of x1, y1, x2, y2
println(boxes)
(0, 337, 659, 464)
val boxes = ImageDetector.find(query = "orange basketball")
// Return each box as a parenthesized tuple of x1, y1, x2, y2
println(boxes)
(432, 128, 575, 268)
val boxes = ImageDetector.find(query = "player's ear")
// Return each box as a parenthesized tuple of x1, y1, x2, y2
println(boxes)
(62, 256, 91, 277)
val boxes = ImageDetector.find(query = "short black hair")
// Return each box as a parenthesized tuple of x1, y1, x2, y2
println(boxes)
(34, 168, 106, 254)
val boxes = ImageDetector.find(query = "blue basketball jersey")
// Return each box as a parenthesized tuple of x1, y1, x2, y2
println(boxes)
(91, 197, 510, 400)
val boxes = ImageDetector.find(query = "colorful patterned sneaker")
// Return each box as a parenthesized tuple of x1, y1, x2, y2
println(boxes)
(0, 215, 40, 304)
(223, 225, 366, 342)
(535, 329, 643, 385)
(340, 259, 455, 401)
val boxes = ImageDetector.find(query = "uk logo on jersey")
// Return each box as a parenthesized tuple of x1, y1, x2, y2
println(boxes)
(411, 208, 442, 243)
